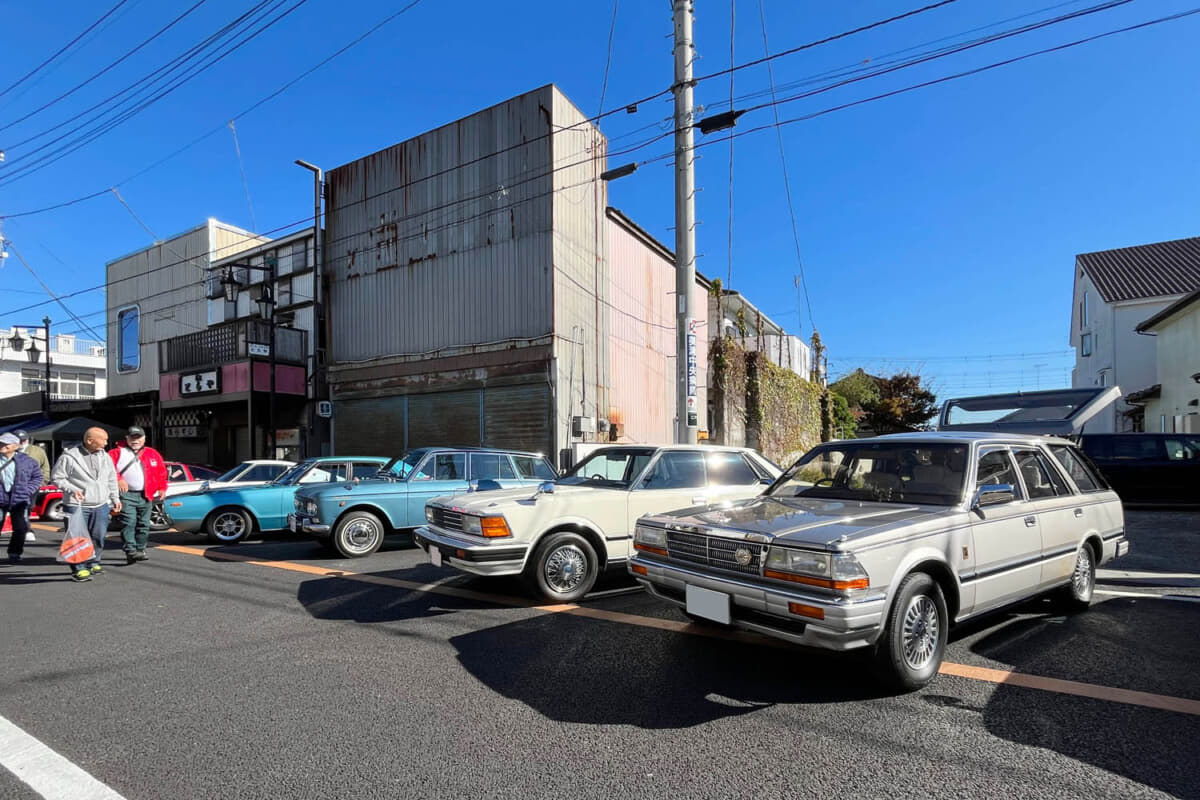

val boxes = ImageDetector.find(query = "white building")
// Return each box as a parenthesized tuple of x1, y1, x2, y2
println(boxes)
(0, 326, 107, 402)
(1070, 236, 1200, 431)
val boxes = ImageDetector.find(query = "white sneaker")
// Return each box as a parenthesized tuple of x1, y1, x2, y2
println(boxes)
(24, 532, 36, 543)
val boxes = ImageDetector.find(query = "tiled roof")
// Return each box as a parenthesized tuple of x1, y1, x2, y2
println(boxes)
(1076, 236, 1200, 303)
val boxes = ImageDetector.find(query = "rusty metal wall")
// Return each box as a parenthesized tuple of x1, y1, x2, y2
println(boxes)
(550, 87, 609, 457)
(325, 86, 558, 364)
(105, 220, 265, 397)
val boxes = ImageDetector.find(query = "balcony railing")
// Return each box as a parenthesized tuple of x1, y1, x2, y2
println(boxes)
(159, 319, 307, 374)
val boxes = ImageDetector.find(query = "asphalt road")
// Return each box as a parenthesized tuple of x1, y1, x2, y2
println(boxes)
(1, 509, 1197, 799)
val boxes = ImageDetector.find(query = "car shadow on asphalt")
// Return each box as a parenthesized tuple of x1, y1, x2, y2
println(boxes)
(446, 611, 890, 729)
(958, 597, 1200, 799)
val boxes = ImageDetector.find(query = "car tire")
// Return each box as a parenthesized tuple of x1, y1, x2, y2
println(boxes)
(874, 572, 948, 691)
(331, 511, 386, 559)
(150, 503, 169, 532)
(42, 498, 63, 522)
(1058, 543, 1095, 613)
(526, 531, 598, 603)
(205, 507, 253, 545)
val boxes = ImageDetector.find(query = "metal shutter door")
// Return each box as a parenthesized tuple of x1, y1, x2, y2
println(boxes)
(335, 396, 407, 456)
(407, 391, 481, 448)
(483, 384, 552, 455)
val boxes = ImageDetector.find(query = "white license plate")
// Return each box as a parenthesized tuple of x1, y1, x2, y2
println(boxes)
(430, 546, 443, 567)
(685, 584, 731, 625)
(287, 515, 297, 532)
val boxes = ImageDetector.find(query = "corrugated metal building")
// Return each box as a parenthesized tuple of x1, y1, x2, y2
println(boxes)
(326, 85, 617, 464)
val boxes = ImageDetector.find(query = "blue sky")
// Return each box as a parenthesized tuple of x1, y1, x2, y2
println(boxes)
(1, 0, 1197, 401)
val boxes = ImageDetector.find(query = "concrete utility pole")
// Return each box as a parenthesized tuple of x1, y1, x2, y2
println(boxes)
(673, 0, 698, 444)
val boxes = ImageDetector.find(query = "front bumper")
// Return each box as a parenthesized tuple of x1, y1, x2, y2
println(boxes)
(412, 525, 529, 577)
(631, 555, 887, 651)
(288, 512, 330, 535)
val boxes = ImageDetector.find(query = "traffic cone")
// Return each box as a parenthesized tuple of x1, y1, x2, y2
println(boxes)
(1, 513, 11, 535)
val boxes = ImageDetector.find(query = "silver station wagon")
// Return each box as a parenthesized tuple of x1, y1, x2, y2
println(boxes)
(630, 432, 1128, 689)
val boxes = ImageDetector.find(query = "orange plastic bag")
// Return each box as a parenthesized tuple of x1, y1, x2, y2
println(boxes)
(57, 506, 95, 565)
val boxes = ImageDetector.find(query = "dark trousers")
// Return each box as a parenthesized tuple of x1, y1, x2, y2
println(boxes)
(119, 492, 152, 553)
(63, 504, 110, 571)
(3, 503, 31, 557)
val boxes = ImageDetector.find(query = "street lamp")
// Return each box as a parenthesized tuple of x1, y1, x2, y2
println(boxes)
(8, 316, 52, 414)
(220, 257, 278, 458)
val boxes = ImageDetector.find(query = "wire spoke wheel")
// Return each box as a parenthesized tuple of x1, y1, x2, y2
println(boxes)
(1072, 547, 1094, 601)
(543, 544, 588, 594)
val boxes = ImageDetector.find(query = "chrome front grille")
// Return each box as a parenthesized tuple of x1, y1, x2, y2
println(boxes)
(433, 507, 464, 533)
(666, 530, 764, 576)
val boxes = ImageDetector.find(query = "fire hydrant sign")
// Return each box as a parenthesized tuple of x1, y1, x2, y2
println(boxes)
(686, 318, 699, 427)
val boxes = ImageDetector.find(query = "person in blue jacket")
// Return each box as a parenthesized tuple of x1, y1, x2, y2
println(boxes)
(1, 432, 44, 565)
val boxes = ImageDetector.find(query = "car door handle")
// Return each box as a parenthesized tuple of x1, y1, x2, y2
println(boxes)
(1073, 508, 1083, 518)
(1024, 516, 1037, 527)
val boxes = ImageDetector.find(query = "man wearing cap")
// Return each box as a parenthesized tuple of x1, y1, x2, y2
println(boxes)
(51, 427, 121, 581)
(2, 432, 44, 565)
(14, 430, 50, 544)
(109, 426, 168, 565)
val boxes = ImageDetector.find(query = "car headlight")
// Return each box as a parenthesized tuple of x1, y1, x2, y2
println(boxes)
(462, 514, 511, 538)
(633, 524, 668, 556)
(425, 506, 436, 524)
(305, 500, 318, 516)
(764, 547, 869, 591)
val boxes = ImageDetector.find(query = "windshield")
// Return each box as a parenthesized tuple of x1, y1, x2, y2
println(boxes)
(271, 461, 316, 486)
(559, 448, 654, 489)
(381, 450, 427, 479)
(769, 442, 968, 506)
(215, 464, 249, 483)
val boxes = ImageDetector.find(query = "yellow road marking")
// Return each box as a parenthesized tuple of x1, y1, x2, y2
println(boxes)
(156, 544, 1200, 716)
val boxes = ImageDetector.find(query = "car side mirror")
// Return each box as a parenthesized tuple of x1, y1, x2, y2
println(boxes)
(759, 477, 773, 485)
(537, 481, 555, 495)
(972, 484, 1015, 511)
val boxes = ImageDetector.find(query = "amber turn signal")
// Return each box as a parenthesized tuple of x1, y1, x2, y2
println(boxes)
(630, 563, 648, 576)
(480, 517, 510, 538)
(633, 543, 668, 557)
(787, 602, 825, 620)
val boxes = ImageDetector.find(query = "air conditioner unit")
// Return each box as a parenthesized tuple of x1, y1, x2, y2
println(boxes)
(571, 415, 595, 436)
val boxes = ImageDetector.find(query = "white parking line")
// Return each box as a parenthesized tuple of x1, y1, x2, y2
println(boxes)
(0, 714, 126, 799)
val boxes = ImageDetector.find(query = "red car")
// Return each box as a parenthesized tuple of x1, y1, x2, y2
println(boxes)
(32, 462, 222, 530)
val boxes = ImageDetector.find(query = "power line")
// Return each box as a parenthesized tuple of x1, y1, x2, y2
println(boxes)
(597, 0, 620, 117)
(228, 120, 257, 231)
(0, 0, 310, 186)
(5, 241, 105, 340)
(0, 0, 213, 136)
(757, 0, 813, 334)
(0, 0, 939, 219)
(0, 0, 133, 101)
(7, 2, 1190, 317)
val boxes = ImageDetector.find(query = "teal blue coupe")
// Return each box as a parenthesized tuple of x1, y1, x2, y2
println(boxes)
(164, 456, 390, 544)
(289, 447, 556, 558)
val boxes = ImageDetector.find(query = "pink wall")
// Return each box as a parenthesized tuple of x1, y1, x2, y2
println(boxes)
(161, 362, 306, 401)
(606, 217, 708, 444)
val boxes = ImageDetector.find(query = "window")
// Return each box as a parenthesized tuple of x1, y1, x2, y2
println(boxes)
(276, 278, 292, 307)
(705, 451, 759, 485)
(1080, 333, 1092, 358)
(1048, 445, 1107, 492)
(512, 455, 555, 480)
(352, 462, 382, 480)
(1082, 290, 1090, 327)
(641, 451, 707, 490)
(243, 464, 286, 482)
(1112, 437, 1159, 460)
(470, 453, 502, 481)
(168, 464, 187, 482)
(432, 453, 466, 481)
(974, 450, 1021, 498)
(1098, 370, 1107, 387)
(190, 466, 222, 480)
(1161, 415, 1168, 433)
(117, 306, 140, 372)
(1012, 448, 1059, 499)
(20, 368, 44, 393)
(300, 465, 338, 483)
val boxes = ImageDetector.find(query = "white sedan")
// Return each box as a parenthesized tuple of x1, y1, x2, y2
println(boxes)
(414, 445, 781, 601)
(163, 459, 295, 498)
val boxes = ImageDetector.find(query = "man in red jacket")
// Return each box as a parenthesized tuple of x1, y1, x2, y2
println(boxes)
(109, 426, 168, 565)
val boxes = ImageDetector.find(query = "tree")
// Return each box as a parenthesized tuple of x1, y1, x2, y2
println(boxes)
(860, 372, 939, 434)
(829, 392, 858, 439)
(830, 368, 880, 411)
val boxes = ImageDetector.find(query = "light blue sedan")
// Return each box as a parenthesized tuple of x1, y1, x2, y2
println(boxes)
(164, 456, 390, 544)
(290, 447, 557, 558)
